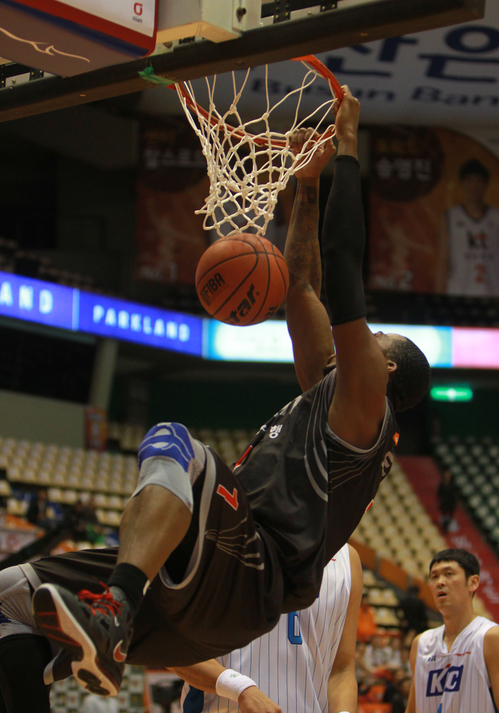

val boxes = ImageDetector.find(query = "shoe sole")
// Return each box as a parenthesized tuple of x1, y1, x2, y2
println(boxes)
(32, 584, 120, 697)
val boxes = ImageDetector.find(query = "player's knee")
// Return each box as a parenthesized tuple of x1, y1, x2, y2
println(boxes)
(138, 422, 195, 471)
(0, 566, 37, 633)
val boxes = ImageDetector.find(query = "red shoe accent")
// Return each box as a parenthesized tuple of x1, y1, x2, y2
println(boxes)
(77, 584, 123, 618)
(113, 640, 127, 663)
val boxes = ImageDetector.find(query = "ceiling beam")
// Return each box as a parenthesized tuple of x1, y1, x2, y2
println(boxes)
(0, 0, 485, 122)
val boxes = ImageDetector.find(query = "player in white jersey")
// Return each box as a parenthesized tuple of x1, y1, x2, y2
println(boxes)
(170, 544, 361, 713)
(435, 159, 499, 296)
(406, 548, 499, 713)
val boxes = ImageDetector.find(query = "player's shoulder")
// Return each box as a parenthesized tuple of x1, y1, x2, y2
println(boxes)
(483, 622, 499, 666)
(447, 203, 465, 219)
(417, 625, 440, 647)
(483, 621, 499, 640)
(487, 206, 499, 226)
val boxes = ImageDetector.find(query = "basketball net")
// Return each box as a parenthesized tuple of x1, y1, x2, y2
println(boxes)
(175, 56, 342, 239)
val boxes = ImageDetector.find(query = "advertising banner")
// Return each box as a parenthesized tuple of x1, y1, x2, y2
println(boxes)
(135, 118, 209, 286)
(368, 126, 499, 295)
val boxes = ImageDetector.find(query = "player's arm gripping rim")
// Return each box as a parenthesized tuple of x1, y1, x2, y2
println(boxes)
(328, 545, 363, 713)
(483, 625, 499, 710)
(286, 86, 389, 450)
(284, 126, 336, 392)
(168, 660, 282, 713)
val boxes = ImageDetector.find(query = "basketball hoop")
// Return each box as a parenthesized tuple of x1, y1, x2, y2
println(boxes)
(172, 56, 343, 239)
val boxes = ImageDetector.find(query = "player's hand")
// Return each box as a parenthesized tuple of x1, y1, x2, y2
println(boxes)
(238, 686, 283, 713)
(290, 127, 335, 180)
(333, 85, 360, 146)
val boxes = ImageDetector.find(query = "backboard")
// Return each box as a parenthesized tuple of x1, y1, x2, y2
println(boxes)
(0, 0, 486, 122)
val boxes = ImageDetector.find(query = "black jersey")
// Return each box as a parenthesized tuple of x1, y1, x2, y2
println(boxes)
(29, 372, 397, 666)
(234, 369, 398, 612)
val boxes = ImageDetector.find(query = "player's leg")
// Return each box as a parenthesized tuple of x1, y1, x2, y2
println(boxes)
(0, 565, 56, 712)
(0, 635, 52, 713)
(124, 447, 284, 668)
(32, 422, 207, 696)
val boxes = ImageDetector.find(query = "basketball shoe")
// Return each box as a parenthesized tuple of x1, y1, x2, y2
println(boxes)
(43, 648, 73, 685)
(32, 583, 133, 696)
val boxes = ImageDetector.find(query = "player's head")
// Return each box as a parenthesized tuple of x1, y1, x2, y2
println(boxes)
(429, 549, 480, 606)
(459, 159, 490, 203)
(374, 333, 431, 412)
(459, 158, 490, 183)
(430, 548, 480, 579)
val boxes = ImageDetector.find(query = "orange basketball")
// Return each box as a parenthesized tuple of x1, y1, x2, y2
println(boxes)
(195, 234, 289, 326)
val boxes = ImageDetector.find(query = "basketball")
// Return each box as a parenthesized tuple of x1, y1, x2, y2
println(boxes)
(195, 234, 289, 326)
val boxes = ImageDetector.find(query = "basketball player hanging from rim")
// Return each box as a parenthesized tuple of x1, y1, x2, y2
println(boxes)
(0, 87, 431, 707)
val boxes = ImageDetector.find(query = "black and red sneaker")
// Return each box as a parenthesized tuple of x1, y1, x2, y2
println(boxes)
(32, 583, 133, 697)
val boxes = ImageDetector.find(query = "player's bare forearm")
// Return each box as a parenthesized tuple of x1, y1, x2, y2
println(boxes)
(170, 662, 282, 713)
(327, 667, 358, 713)
(334, 86, 360, 159)
(238, 686, 283, 713)
(169, 660, 224, 694)
(284, 179, 322, 297)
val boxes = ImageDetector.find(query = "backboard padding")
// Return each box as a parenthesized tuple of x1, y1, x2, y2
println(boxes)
(0, 0, 486, 122)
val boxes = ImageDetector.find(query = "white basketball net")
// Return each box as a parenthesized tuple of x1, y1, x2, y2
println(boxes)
(175, 59, 340, 239)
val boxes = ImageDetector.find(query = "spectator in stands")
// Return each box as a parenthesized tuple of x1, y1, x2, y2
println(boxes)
(385, 673, 411, 713)
(437, 468, 458, 533)
(82, 497, 103, 544)
(385, 633, 402, 667)
(26, 489, 54, 531)
(81, 692, 119, 713)
(366, 633, 393, 668)
(398, 646, 411, 675)
(66, 500, 89, 542)
(357, 591, 377, 643)
(397, 584, 429, 646)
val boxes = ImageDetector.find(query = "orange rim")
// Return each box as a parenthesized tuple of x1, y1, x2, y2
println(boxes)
(171, 54, 342, 149)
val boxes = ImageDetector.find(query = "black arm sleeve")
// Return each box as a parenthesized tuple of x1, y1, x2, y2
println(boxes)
(321, 154, 367, 326)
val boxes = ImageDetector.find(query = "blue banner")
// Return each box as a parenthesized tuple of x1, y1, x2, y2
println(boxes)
(0, 272, 76, 330)
(78, 292, 204, 357)
(0, 271, 489, 368)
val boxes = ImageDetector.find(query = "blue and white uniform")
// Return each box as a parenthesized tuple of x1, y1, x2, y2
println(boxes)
(414, 616, 499, 713)
(446, 205, 499, 296)
(181, 544, 352, 713)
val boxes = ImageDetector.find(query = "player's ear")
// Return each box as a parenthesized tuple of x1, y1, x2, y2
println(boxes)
(387, 360, 397, 374)
(468, 574, 480, 595)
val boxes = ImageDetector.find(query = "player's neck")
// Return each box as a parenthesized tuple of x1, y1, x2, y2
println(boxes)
(442, 606, 477, 650)
(462, 199, 487, 220)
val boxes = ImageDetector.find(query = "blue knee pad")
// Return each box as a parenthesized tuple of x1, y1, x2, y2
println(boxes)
(134, 423, 200, 511)
(138, 423, 195, 473)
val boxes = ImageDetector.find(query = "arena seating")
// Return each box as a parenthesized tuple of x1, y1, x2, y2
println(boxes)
(352, 459, 447, 580)
(1, 428, 492, 622)
(0, 237, 107, 293)
(0, 427, 255, 529)
(361, 568, 401, 631)
(433, 435, 499, 551)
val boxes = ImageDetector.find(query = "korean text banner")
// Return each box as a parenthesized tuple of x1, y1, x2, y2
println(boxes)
(369, 127, 499, 297)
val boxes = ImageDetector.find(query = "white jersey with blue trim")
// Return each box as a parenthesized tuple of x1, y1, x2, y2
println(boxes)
(446, 205, 499, 296)
(415, 616, 499, 713)
(181, 544, 352, 713)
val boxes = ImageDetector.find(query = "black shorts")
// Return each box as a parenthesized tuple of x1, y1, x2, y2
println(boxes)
(29, 448, 283, 667)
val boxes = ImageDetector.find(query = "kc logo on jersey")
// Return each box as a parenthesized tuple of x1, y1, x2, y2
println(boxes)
(426, 665, 463, 697)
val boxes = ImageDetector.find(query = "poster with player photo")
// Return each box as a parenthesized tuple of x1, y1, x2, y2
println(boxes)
(135, 117, 210, 285)
(135, 116, 295, 285)
(368, 127, 499, 296)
